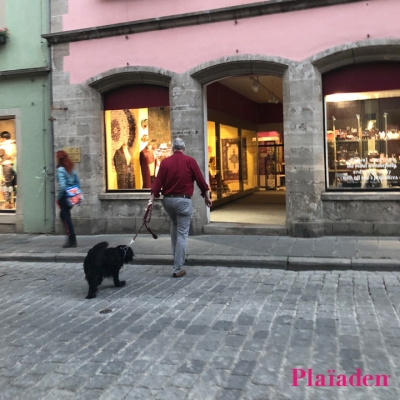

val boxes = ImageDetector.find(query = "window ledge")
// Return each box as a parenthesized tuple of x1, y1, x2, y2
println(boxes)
(0, 213, 17, 222)
(321, 192, 400, 201)
(98, 192, 152, 200)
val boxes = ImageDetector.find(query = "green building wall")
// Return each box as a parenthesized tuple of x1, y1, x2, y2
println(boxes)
(0, 0, 53, 233)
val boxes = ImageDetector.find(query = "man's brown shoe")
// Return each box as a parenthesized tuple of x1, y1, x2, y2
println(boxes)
(172, 269, 186, 278)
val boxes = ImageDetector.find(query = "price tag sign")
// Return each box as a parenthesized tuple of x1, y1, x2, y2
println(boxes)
(64, 147, 81, 163)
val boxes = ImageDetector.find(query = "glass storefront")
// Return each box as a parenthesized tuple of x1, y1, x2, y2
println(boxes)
(208, 121, 257, 200)
(242, 129, 258, 190)
(325, 90, 400, 190)
(105, 107, 171, 191)
(0, 119, 17, 211)
(259, 142, 285, 190)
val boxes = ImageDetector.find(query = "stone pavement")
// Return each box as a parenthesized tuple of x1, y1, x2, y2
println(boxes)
(0, 262, 400, 399)
(0, 233, 400, 271)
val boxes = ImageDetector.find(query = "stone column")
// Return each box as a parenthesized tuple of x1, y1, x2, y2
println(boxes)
(51, 43, 105, 235)
(283, 62, 325, 237)
(169, 72, 208, 235)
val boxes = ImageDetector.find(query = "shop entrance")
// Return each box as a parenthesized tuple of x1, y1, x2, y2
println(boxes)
(258, 141, 285, 190)
(206, 75, 286, 228)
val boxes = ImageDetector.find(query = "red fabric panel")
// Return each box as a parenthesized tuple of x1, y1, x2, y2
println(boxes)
(207, 83, 220, 112)
(207, 82, 258, 124)
(258, 103, 284, 124)
(219, 84, 244, 118)
(241, 94, 259, 123)
(323, 62, 400, 95)
(104, 85, 169, 110)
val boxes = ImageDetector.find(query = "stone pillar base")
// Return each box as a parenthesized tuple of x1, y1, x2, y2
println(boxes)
(288, 220, 325, 238)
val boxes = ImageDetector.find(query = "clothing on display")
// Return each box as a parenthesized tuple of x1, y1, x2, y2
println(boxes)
(113, 146, 135, 189)
(1, 161, 16, 209)
(0, 131, 17, 210)
(0, 140, 16, 160)
(140, 144, 158, 188)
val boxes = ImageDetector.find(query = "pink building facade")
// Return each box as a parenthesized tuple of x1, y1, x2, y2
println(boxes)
(44, 0, 400, 236)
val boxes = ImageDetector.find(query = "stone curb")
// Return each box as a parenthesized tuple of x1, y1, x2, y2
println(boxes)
(185, 255, 287, 269)
(351, 258, 400, 271)
(288, 257, 351, 271)
(1, 253, 400, 271)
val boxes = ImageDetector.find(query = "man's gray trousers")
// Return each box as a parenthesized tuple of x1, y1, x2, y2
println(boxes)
(162, 197, 193, 274)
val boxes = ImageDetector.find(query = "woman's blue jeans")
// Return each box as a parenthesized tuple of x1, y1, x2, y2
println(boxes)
(59, 197, 76, 238)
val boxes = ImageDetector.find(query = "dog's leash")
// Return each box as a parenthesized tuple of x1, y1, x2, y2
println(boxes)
(128, 202, 158, 246)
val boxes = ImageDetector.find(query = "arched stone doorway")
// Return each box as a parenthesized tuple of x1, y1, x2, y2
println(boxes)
(190, 57, 290, 234)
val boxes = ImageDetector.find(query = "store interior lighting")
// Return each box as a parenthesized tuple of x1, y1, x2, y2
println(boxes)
(251, 79, 260, 93)
(250, 76, 282, 104)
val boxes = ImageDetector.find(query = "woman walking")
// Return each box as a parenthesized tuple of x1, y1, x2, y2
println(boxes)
(56, 150, 81, 248)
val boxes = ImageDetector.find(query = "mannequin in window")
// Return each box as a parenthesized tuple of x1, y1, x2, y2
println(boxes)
(140, 140, 158, 188)
(0, 131, 17, 161)
(139, 119, 149, 151)
(1, 160, 16, 208)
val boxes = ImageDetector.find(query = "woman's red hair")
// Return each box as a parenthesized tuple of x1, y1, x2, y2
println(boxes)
(56, 150, 74, 173)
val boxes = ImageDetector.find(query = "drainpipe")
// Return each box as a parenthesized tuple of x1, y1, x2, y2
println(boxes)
(47, 0, 56, 234)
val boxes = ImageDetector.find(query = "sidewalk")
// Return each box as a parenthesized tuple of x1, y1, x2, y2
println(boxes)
(1, 233, 400, 271)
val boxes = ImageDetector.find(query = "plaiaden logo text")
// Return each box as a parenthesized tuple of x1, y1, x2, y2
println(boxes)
(292, 369, 390, 387)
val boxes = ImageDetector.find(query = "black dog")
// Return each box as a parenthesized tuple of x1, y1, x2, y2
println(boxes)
(83, 241, 134, 299)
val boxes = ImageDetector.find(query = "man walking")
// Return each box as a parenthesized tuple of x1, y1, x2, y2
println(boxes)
(148, 138, 212, 278)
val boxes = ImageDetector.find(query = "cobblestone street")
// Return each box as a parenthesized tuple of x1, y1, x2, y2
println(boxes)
(0, 262, 400, 399)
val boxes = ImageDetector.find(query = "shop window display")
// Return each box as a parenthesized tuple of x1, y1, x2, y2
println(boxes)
(220, 124, 240, 194)
(105, 107, 171, 191)
(325, 90, 400, 190)
(207, 121, 257, 201)
(242, 129, 258, 191)
(0, 120, 17, 211)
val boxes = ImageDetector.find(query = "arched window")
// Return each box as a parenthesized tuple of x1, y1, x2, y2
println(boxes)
(103, 84, 170, 191)
(323, 62, 400, 190)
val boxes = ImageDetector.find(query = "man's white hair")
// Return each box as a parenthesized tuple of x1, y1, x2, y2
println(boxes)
(172, 138, 185, 151)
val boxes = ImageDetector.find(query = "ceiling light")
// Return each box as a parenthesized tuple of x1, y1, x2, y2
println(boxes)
(251, 79, 259, 93)
(250, 76, 282, 103)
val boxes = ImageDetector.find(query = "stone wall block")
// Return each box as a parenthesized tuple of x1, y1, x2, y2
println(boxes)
(169, 72, 208, 237)
(51, 0, 68, 19)
(76, 122, 91, 136)
(323, 201, 400, 223)
(287, 182, 326, 198)
(286, 61, 321, 81)
(287, 192, 323, 220)
(328, 221, 374, 236)
(285, 166, 325, 184)
(285, 146, 325, 167)
(51, 44, 69, 72)
(50, 0, 68, 32)
(285, 106, 323, 127)
(170, 109, 203, 125)
(283, 133, 324, 149)
(52, 72, 70, 86)
(284, 81, 322, 104)
(53, 85, 101, 105)
(283, 61, 325, 233)
(51, 16, 63, 33)
(171, 88, 203, 108)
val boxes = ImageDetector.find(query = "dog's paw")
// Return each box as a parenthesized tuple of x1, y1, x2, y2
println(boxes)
(119, 280, 126, 287)
(85, 293, 96, 299)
